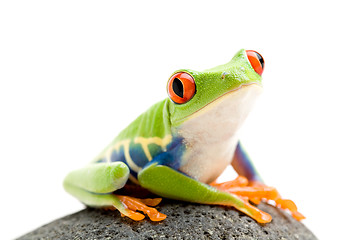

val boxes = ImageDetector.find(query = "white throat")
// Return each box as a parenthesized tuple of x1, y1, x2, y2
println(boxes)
(178, 84, 263, 183)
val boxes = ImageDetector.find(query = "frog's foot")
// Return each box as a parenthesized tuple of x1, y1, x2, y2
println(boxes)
(211, 176, 305, 221)
(249, 181, 305, 221)
(225, 196, 273, 223)
(274, 198, 305, 221)
(115, 195, 166, 221)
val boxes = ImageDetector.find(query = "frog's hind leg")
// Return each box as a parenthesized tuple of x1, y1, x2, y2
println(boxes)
(138, 163, 272, 223)
(63, 162, 166, 221)
(229, 142, 305, 220)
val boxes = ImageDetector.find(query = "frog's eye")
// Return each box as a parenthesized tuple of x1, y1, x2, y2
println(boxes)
(167, 72, 196, 104)
(246, 50, 265, 76)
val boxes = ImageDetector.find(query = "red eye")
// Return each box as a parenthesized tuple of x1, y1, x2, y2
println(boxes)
(246, 50, 265, 76)
(167, 72, 196, 104)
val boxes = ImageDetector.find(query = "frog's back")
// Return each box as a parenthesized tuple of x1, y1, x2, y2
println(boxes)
(116, 99, 172, 141)
(92, 99, 174, 179)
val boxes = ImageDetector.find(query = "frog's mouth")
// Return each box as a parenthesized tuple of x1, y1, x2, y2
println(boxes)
(179, 83, 263, 125)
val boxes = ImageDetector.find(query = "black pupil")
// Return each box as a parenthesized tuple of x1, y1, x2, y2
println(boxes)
(254, 52, 264, 69)
(172, 78, 184, 98)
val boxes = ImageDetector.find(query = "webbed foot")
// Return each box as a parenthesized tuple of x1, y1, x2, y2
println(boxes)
(115, 196, 166, 221)
(211, 176, 305, 221)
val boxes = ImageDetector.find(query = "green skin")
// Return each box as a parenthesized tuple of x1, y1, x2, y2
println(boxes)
(64, 49, 268, 222)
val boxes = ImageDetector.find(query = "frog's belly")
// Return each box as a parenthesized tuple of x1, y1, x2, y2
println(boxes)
(177, 83, 262, 183)
(179, 136, 238, 183)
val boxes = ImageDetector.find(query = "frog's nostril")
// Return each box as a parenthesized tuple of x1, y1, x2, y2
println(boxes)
(246, 50, 264, 76)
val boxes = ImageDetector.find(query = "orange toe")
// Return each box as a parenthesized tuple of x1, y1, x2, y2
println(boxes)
(139, 198, 162, 207)
(292, 211, 306, 221)
(211, 176, 249, 189)
(276, 198, 305, 221)
(125, 210, 146, 221)
(236, 196, 272, 223)
(249, 197, 261, 205)
(276, 199, 297, 212)
(117, 196, 167, 221)
(212, 176, 305, 222)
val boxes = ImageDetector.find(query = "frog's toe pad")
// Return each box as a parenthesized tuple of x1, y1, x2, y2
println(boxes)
(292, 211, 306, 221)
(275, 199, 306, 221)
(117, 196, 166, 221)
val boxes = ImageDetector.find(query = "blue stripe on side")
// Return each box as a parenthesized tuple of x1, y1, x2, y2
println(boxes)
(94, 136, 186, 179)
(109, 147, 143, 179)
(94, 149, 138, 177)
(143, 136, 185, 171)
(111, 149, 126, 163)
(129, 143, 150, 169)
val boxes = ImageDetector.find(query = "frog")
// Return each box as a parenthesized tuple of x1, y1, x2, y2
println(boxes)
(63, 49, 305, 223)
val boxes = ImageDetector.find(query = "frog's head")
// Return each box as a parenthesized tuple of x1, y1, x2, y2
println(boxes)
(167, 49, 264, 128)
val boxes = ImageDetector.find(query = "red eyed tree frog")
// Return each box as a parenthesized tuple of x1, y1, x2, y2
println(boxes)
(64, 49, 305, 223)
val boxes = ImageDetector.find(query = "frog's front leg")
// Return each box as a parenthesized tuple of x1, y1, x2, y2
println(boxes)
(215, 142, 305, 221)
(63, 162, 166, 221)
(138, 162, 272, 223)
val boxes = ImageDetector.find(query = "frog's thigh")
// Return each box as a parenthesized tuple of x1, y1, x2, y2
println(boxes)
(63, 162, 129, 194)
(138, 164, 271, 223)
(138, 163, 235, 203)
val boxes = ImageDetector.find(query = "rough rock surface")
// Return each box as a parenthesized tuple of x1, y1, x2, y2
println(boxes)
(18, 200, 317, 240)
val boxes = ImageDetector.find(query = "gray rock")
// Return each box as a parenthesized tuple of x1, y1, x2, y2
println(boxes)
(18, 200, 317, 240)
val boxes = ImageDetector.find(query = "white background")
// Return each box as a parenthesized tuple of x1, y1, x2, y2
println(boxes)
(1, 1, 359, 239)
